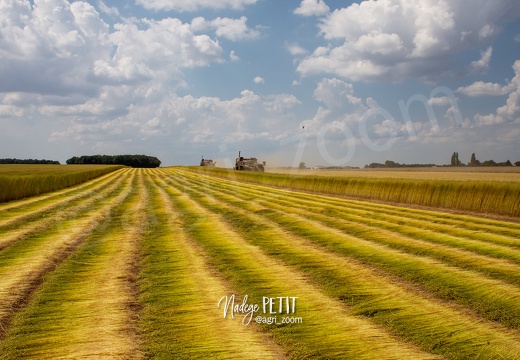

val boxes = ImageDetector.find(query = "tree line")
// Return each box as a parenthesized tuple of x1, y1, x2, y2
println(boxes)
(451, 152, 517, 167)
(365, 153, 519, 169)
(365, 160, 436, 169)
(66, 155, 161, 168)
(0, 158, 60, 164)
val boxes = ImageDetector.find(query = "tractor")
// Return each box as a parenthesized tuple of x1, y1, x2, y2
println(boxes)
(234, 151, 265, 172)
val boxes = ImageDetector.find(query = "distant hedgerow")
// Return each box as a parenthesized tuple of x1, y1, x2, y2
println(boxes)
(0, 158, 60, 164)
(66, 154, 161, 168)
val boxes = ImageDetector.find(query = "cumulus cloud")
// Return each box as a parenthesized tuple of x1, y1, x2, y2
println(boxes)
(294, 0, 330, 17)
(470, 46, 493, 72)
(313, 78, 356, 108)
(135, 0, 257, 12)
(427, 97, 452, 106)
(457, 81, 513, 97)
(286, 43, 308, 56)
(0, 0, 110, 95)
(474, 60, 520, 125)
(253, 76, 265, 84)
(191, 16, 260, 41)
(297, 0, 520, 82)
(48, 88, 302, 151)
(0, 1, 223, 95)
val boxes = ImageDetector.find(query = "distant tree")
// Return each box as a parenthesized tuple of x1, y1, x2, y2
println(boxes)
(469, 153, 480, 166)
(298, 162, 306, 169)
(515, 161, 520, 167)
(451, 152, 461, 166)
(481, 160, 497, 166)
(385, 160, 399, 168)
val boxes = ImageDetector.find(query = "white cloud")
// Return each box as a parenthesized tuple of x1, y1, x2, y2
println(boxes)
(0, 1, 223, 95)
(294, 0, 330, 17)
(48, 88, 302, 150)
(230, 50, 240, 62)
(97, 0, 120, 17)
(427, 97, 451, 106)
(135, 0, 257, 12)
(0, 0, 110, 95)
(478, 24, 497, 40)
(457, 81, 513, 97)
(253, 76, 265, 84)
(191, 16, 260, 41)
(297, 0, 520, 82)
(474, 60, 520, 125)
(470, 46, 493, 72)
(286, 43, 308, 56)
(313, 78, 356, 108)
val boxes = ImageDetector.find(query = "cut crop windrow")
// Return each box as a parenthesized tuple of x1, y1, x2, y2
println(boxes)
(1, 167, 519, 359)
(138, 171, 285, 359)
(206, 182, 520, 285)
(188, 167, 520, 217)
(159, 170, 435, 360)
(178, 170, 520, 283)
(165, 169, 520, 359)
(181, 169, 520, 243)
(0, 171, 135, 339)
(0, 169, 131, 251)
(0, 168, 127, 216)
(0, 170, 142, 359)
(169, 169, 520, 330)
(0, 165, 123, 203)
(181, 170, 520, 265)
(162, 170, 519, 359)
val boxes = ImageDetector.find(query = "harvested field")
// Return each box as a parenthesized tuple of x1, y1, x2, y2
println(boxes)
(0, 167, 519, 359)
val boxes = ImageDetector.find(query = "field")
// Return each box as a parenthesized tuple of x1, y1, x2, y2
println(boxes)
(0, 167, 520, 359)
(191, 167, 520, 218)
(268, 166, 520, 182)
(0, 164, 124, 203)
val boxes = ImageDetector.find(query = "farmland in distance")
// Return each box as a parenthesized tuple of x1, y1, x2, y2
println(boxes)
(0, 167, 519, 359)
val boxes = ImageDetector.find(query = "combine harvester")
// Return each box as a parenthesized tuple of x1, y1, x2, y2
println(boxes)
(200, 156, 216, 167)
(234, 151, 266, 172)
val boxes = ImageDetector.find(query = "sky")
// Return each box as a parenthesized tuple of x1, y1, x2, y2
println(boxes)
(1, 0, 520, 168)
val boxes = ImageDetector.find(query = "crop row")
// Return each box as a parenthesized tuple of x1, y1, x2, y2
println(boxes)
(0, 164, 123, 203)
(0, 168, 519, 359)
(190, 167, 520, 218)
(171, 168, 520, 358)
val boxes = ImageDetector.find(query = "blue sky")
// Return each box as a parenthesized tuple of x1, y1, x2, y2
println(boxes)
(1, 0, 520, 167)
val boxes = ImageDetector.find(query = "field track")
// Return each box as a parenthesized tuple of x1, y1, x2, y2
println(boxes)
(0, 167, 520, 359)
